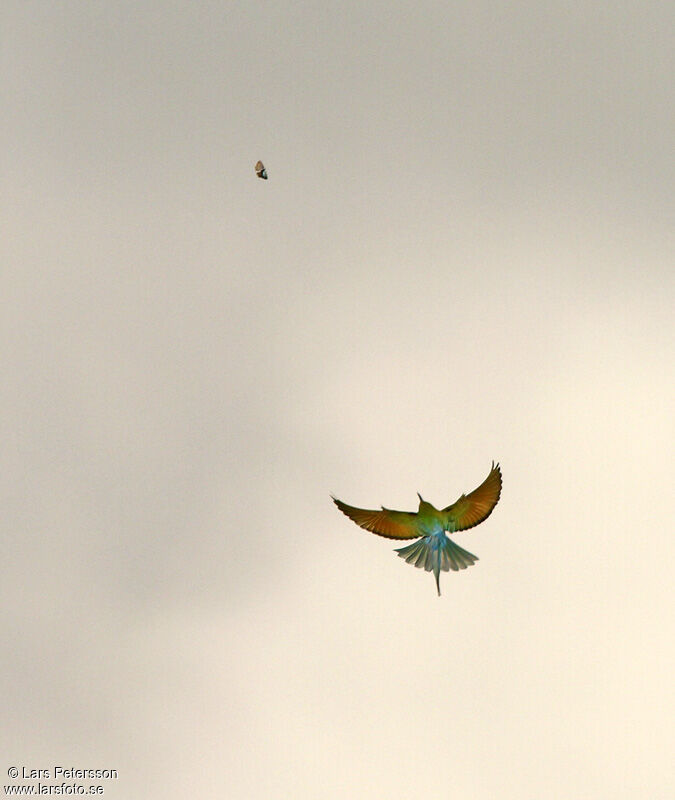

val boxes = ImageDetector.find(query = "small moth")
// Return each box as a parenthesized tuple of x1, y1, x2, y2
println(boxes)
(255, 160, 268, 180)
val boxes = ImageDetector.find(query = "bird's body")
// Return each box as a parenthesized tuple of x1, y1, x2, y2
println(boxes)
(332, 462, 501, 595)
(410, 498, 447, 535)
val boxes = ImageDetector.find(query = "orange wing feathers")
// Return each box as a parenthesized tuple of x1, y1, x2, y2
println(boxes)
(443, 462, 502, 532)
(332, 498, 422, 540)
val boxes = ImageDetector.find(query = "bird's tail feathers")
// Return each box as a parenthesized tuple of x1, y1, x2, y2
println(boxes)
(394, 535, 478, 595)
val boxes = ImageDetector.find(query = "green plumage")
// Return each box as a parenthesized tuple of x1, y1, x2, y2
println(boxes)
(332, 463, 501, 594)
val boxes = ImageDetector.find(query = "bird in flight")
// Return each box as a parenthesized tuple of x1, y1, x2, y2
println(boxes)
(255, 160, 268, 179)
(332, 462, 502, 595)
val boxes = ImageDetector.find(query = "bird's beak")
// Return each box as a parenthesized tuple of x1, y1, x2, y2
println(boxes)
(417, 492, 423, 502)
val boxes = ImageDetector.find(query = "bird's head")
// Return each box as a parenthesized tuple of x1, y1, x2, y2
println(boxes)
(416, 493, 438, 515)
(417, 492, 432, 510)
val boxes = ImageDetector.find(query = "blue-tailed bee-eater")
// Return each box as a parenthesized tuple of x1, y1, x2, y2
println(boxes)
(332, 462, 501, 595)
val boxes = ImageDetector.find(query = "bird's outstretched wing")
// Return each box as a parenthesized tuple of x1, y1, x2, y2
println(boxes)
(332, 497, 422, 540)
(443, 462, 502, 532)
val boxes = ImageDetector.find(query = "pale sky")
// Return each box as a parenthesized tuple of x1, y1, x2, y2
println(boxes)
(2, 2, 673, 798)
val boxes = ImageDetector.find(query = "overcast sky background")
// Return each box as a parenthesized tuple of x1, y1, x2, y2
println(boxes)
(2, 2, 673, 798)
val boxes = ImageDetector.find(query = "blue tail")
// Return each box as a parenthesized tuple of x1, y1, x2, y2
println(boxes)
(394, 534, 478, 595)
